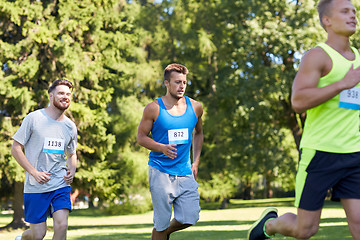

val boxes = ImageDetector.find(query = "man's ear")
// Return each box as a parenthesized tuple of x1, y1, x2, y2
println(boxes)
(164, 80, 169, 87)
(322, 15, 331, 29)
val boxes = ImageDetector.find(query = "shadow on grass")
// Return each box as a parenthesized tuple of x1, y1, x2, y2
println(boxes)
(200, 198, 344, 210)
(67, 220, 254, 231)
(72, 229, 249, 240)
(73, 232, 150, 240)
(68, 223, 154, 231)
(200, 197, 295, 210)
(321, 217, 347, 224)
(0, 213, 12, 218)
(168, 224, 352, 240)
(71, 208, 113, 217)
(70, 224, 352, 240)
(228, 200, 294, 209)
(322, 200, 344, 209)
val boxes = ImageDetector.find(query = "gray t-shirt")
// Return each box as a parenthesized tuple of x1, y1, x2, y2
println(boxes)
(13, 109, 77, 193)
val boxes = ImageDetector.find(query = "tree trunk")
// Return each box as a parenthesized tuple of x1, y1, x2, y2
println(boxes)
(220, 198, 229, 209)
(243, 179, 253, 200)
(0, 181, 28, 230)
(266, 178, 273, 198)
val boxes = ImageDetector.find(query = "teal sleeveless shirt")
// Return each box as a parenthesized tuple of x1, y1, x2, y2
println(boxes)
(300, 43, 360, 153)
(149, 96, 198, 176)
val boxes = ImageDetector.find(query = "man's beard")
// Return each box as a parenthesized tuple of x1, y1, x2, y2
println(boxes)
(169, 91, 183, 100)
(53, 99, 70, 111)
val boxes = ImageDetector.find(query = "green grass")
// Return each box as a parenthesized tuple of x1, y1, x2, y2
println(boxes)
(0, 198, 351, 239)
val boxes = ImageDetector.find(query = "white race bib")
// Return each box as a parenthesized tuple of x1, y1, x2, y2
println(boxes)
(339, 87, 360, 110)
(168, 128, 189, 145)
(43, 137, 65, 154)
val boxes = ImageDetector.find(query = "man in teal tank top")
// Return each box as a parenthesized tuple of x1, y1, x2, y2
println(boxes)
(248, 0, 360, 239)
(137, 63, 204, 240)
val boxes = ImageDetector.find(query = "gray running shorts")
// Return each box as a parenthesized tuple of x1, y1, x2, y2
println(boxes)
(149, 166, 200, 231)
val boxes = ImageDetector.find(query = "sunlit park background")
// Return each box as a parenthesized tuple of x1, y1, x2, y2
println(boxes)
(1, 0, 360, 239)
(0, 199, 354, 239)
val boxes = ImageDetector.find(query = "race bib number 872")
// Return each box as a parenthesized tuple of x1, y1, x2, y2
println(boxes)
(43, 137, 65, 154)
(168, 128, 189, 145)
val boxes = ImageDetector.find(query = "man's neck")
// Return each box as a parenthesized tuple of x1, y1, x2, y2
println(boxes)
(163, 94, 185, 107)
(326, 32, 352, 53)
(45, 106, 65, 121)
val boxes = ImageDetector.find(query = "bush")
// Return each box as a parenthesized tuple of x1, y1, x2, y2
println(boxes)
(104, 192, 152, 215)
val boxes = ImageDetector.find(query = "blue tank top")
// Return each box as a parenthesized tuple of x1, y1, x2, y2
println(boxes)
(149, 96, 198, 176)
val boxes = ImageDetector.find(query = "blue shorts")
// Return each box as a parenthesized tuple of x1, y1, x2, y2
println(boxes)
(149, 166, 200, 231)
(295, 148, 360, 211)
(24, 186, 72, 224)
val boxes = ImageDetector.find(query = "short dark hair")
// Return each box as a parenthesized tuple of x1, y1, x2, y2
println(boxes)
(317, 0, 352, 29)
(48, 79, 73, 94)
(164, 63, 189, 82)
(317, 0, 334, 29)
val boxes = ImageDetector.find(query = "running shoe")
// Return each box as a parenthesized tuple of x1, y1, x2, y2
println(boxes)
(248, 207, 278, 240)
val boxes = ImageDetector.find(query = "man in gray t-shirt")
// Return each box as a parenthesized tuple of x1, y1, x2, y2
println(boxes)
(12, 79, 77, 240)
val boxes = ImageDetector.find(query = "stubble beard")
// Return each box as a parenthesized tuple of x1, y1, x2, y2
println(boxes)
(169, 91, 183, 100)
(53, 99, 70, 111)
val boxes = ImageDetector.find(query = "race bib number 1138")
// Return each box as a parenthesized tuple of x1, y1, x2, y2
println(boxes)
(43, 137, 65, 154)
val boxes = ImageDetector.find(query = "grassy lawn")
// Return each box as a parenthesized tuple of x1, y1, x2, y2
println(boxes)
(0, 198, 351, 240)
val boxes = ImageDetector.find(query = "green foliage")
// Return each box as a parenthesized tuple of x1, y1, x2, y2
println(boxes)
(104, 189, 152, 215)
(2, 0, 355, 213)
(0, 0, 156, 205)
(198, 172, 239, 202)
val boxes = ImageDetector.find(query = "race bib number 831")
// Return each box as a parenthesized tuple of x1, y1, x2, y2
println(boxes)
(168, 128, 189, 145)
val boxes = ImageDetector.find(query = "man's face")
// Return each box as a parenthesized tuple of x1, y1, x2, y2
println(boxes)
(50, 85, 72, 111)
(165, 72, 187, 100)
(325, 0, 357, 35)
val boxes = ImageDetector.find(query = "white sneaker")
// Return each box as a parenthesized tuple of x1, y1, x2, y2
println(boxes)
(15, 236, 22, 240)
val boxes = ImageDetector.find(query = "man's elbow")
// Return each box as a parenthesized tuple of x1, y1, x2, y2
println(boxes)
(10, 146, 16, 157)
(292, 105, 306, 114)
(291, 97, 307, 114)
(11, 141, 20, 157)
(137, 134, 145, 147)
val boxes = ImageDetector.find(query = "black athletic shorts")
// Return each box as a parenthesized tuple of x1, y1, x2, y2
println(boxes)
(295, 148, 360, 211)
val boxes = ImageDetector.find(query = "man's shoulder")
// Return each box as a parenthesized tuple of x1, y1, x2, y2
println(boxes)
(146, 99, 160, 110)
(187, 97, 202, 108)
(27, 108, 43, 117)
(298, 46, 330, 72)
(187, 97, 203, 117)
(21, 109, 44, 124)
(303, 46, 329, 60)
(142, 99, 160, 119)
(63, 116, 77, 128)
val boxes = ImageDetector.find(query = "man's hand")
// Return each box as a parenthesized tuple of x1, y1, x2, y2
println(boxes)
(340, 64, 360, 90)
(64, 170, 75, 184)
(33, 171, 52, 184)
(191, 162, 199, 180)
(162, 144, 177, 159)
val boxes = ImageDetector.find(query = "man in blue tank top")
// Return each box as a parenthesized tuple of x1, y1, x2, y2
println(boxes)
(137, 63, 203, 240)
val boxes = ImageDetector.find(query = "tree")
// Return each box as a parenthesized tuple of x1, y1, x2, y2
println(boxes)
(0, 0, 158, 228)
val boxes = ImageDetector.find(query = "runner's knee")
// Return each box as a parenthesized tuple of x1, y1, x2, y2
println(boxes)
(32, 230, 46, 240)
(54, 219, 68, 233)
